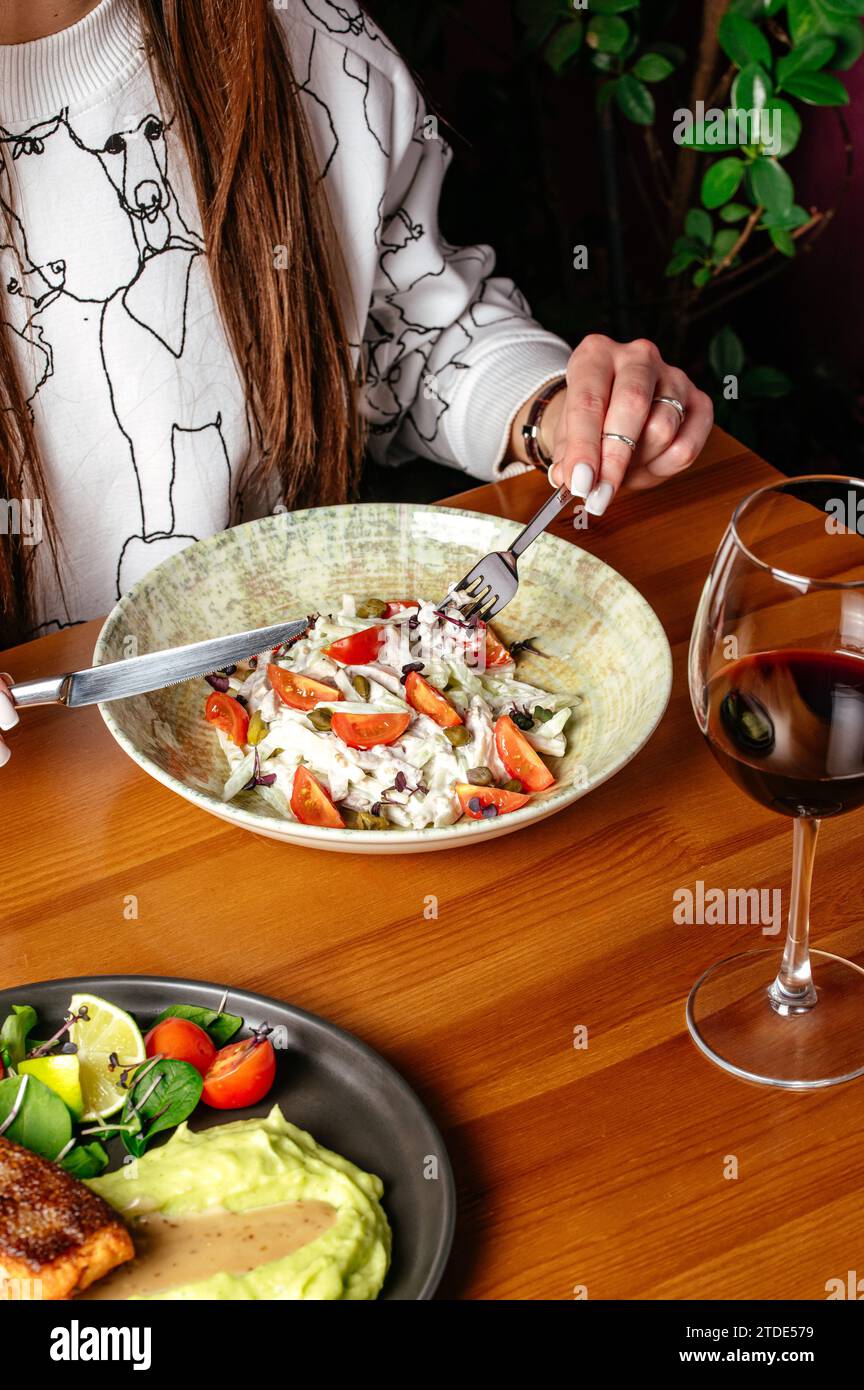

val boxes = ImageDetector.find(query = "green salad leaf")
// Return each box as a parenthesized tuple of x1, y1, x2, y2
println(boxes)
(0, 1073, 73, 1160)
(0, 1004, 38, 1069)
(121, 1058, 203, 1158)
(60, 1140, 110, 1179)
(152, 1003, 243, 1047)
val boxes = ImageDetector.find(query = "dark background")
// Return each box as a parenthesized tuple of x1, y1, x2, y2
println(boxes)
(361, 0, 864, 502)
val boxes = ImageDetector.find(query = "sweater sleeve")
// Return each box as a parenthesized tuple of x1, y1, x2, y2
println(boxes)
(360, 70, 572, 481)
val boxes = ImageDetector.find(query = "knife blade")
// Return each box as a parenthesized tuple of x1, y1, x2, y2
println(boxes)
(9, 617, 313, 709)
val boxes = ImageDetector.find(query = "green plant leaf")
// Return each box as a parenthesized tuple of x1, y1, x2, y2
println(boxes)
(719, 202, 751, 222)
(121, 1058, 203, 1158)
(719, 14, 774, 70)
(61, 1141, 110, 1179)
(632, 52, 674, 82)
(674, 233, 710, 256)
(732, 63, 773, 110)
(760, 202, 811, 228)
(761, 97, 802, 157)
(693, 266, 713, 287)
(0, 1005, 37, 1069)
(152, 1003, 243, 1046)
(686, 208, 714, 244)
(614, 74, 655, 124)
(665, 252, 700, 276)
(701, 157, 746, 209)
(709, 326, 746, 379)
(544, 19, 584, 73)
(584, 0, 640, 11)
(830, 18, 864, 68)
(776, 37, 836, 83)
(821, 0, 864, 15)
(645, 42, 686, 67)
(712, 228, 741, 259)
(788, 0, 826, 42)
(596, 79, 620, 111)
(782, 70, 850, 104)
(769, 226, 797, 256)
(516, 0, 570, 49)
(587, 16, 630, 54)
(0, 1074, 73, 1160)
(750, 155, 794, 212)
(743, 365, 794, 396)
(728, 0, 766, 16)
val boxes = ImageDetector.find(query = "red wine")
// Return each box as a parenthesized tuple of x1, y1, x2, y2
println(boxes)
(705, 649, 864, 818)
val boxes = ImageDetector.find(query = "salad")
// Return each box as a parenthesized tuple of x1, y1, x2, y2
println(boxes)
(0, 993, 277, 1176)
(203, 597, 580, 830)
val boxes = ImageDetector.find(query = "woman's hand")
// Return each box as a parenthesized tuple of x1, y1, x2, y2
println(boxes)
(0, 673, 18, 767)
(523, 335, 714, 514)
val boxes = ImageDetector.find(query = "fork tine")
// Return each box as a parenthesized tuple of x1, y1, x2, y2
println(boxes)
(463, 589, 497, 624)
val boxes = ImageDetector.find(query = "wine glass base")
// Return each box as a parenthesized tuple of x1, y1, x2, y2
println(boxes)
(686, 948, 864, 1089)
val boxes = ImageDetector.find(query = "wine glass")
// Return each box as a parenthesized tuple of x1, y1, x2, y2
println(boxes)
(688, 475, 864, 1088)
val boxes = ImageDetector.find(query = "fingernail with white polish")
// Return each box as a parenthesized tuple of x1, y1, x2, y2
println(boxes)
(0, 692, 18, 731)
(569, 462, 594, 498)
(585, 481, 614, 517)
(0, 740, 9, 767)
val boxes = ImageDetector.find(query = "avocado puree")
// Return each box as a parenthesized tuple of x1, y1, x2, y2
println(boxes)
(87, 1106, 391, 1300)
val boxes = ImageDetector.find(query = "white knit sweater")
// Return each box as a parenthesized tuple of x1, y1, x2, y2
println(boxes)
(0, 0, 571, 632)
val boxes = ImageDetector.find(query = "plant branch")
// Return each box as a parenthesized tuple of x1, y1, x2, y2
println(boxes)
(711, 204, 763, 277)
(667, 0, 733, 242)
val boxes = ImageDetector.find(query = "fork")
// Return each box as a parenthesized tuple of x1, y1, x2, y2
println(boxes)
(439, 484, 573, 623)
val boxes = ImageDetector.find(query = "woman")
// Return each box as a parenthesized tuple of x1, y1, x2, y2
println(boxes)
(0, 0, 713, 763)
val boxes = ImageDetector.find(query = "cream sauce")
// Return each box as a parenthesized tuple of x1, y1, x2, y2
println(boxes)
(79, 1200, 337, 1300)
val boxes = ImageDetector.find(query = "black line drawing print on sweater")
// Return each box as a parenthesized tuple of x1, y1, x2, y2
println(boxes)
(63, 111, 250, 558)
(0, 129, 66, 413)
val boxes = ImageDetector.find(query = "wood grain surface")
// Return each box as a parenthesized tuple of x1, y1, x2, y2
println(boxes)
(2, 426, 863, 1301)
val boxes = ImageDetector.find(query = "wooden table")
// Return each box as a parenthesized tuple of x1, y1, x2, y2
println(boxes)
(3, 427, 863, 1301)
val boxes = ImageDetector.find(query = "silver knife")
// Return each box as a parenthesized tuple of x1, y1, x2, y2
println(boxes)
(8, 617, 312, 708)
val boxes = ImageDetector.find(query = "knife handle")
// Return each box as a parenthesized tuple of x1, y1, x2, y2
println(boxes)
(7, 676, 70, 708)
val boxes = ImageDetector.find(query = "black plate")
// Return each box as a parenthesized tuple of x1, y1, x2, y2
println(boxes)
(0, 974, 455, 1301)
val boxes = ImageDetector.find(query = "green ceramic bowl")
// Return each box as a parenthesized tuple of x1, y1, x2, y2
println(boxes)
(94, 503, 672, 853)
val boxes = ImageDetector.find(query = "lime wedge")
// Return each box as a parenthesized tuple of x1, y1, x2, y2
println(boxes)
(18, 1055, 85, 1121)
(67, 994, 146, 1121)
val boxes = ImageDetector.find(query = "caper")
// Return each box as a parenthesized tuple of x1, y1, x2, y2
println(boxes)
(501, 778, 524, 793)
(467, 766, 494, 785)
(350, 674, 371, 700)
(344, 808, 390, 831)
(247, 711, 267, 745)
(356, 598, 387, 618)
(307, 707, 333, 732)
(533, 706, 554, 723)
(444, 725, 471, 747)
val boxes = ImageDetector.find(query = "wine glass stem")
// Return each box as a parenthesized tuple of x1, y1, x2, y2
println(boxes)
(769, 816, 821, 1013)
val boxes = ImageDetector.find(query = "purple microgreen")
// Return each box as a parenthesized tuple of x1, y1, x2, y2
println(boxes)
(394, 770, 408, 793)
(371, 801, 382, 816)
(257, 772, 276, 786)
(26, 1006, 89, 1059)
(108, 1052, 120, 1071)
(509, 636, 547, 659)
(243, 748, 276, 790)
(205, 672, 231, 693)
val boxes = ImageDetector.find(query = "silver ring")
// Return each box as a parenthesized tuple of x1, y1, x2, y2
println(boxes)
(653, 396, 686, 422)
(602, 431, 637, 452)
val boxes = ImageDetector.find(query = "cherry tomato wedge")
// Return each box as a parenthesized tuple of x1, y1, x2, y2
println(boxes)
(201, 1036, 277, 1110)
(455, 782, 530, 819)
(145, 1017, 217, 1079)
(331, 710, 411, 749)
(404, 671, 462, 728)
(290, 765, 345, 828)
(204, 691, 249, 747)
(267, 665, 342, 711)
(324, 626, 382, 665)
(494, 714, 555, 792)
(483, 624, 513, 669)
(384, 600, 419, 617)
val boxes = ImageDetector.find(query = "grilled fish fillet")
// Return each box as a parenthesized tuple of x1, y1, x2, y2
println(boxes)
(0, 1136, 134, 1299)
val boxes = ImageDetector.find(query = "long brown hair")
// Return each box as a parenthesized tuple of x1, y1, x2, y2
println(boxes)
(0, 0, 363, 645)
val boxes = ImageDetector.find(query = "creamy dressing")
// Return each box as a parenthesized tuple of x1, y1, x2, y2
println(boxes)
(79, 1200, 337, 1300)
